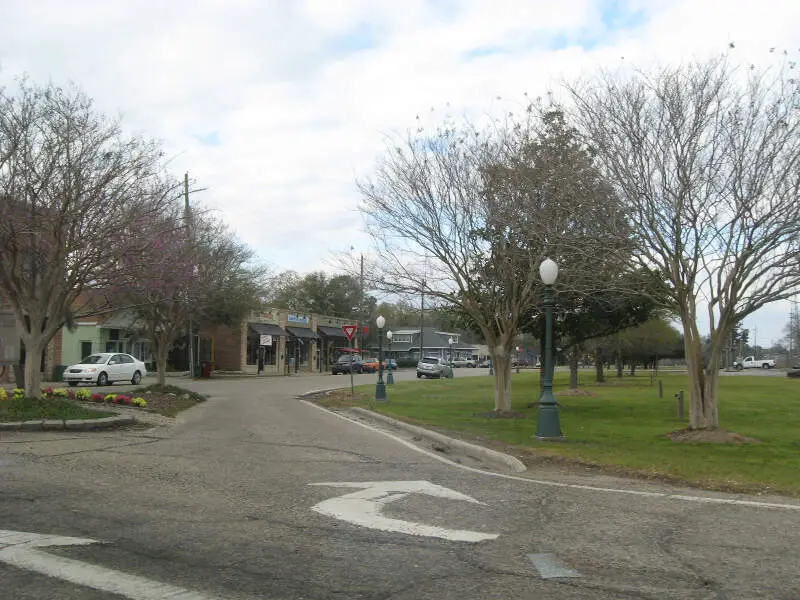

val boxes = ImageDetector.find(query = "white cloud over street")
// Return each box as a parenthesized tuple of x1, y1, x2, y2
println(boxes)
(1, 0, 797, 344)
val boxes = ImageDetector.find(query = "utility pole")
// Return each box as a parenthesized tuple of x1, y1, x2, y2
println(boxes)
(185, 172, 194, 379)
(754, 325, 758, 359)
(419, 280, 425, 360)
(359, 253, 364, 354)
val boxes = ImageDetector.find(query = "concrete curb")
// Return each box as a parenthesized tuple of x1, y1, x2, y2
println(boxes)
(0, 415, 135, 431)
(348, 406, 527, 473)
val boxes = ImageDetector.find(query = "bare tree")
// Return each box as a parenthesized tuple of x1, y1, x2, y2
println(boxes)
(0, 79, 174, 396)
(568, 55, 800, 429)
(358, 110, 629, 411)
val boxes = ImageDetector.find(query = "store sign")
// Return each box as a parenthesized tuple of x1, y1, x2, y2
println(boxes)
(260, 334, 273, 346)
(288, 314, 309, 324)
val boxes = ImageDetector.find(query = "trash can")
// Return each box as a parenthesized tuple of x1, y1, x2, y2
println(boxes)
(288, 357, 295, 375)
(193, 362, 202, 378)
(53, 365, 67, 382)
(200, 361, 214, 378)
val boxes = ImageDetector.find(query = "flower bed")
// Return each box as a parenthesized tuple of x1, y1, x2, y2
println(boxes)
(2, 384, 204, 419)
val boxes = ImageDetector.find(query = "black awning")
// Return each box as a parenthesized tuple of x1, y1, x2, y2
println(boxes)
(286, 326, 320, 340)
(317, 325, 349, 339)
(249, 322, 288, 337)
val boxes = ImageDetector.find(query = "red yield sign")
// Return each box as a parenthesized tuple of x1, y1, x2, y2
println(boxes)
(342, 324, 358, 341)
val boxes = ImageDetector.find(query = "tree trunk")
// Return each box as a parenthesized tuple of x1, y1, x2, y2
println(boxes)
(630, 363, 637, 376)
(684, 325, 720, 429)
(492, 345, 512, 412)
(568, 349, 579, 389)
(156, 342, 169, 386)
(23, 339, 44, 397)
(595, 348, 605, 382)
(616, 351, 623, 377)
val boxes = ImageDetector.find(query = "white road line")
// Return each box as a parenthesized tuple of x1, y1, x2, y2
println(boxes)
(528, 553, 581, 579)
(300, 400, 800, 512)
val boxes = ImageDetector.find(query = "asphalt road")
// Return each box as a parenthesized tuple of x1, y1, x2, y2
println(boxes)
(2, 370, 799, 599)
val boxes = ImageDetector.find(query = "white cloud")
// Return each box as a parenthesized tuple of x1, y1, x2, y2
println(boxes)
(0, 0, 797, 342)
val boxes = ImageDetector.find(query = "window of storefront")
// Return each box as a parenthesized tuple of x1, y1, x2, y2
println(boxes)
(247, 333, 278, 366)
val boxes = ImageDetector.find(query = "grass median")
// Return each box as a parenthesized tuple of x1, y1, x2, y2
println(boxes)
(320, 371, 800, 497)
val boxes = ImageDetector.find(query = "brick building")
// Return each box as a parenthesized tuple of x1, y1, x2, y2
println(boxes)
(199, 308, 357, 375)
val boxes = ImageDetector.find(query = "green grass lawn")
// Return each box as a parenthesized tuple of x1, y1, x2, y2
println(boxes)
(327, 371, 800, 496)
(0, 396, 115, 421)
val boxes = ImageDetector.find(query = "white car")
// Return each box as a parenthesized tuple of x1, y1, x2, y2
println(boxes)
(63, 352, 147, 387)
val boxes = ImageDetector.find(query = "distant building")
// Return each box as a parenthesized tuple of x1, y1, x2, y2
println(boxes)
(377, 327, 478, 362)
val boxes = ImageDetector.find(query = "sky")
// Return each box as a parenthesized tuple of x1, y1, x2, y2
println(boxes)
(0, 0, 797, 346)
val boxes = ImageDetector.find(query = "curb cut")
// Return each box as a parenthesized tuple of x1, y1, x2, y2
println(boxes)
(0, 415, 136, 432)
(348, 406, 527, 473)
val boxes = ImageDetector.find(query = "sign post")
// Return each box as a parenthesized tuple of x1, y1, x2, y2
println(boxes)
(342, 325, 358, 397)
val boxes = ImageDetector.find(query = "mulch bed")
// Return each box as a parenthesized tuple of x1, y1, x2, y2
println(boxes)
(474, 410, 527, 419)
(132, 387, 205, 417)
(667, 428, 761, 444)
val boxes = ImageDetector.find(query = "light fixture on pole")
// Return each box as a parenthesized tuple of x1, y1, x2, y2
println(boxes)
(386, 330, 394, 385)
(375, 315, 387, 401)
(535, 258, 563, 440)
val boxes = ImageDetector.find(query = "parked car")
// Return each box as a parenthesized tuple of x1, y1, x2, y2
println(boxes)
(331, 355, 365, 375)
(451, 357, 476, 368)
(416, 356, 454, 379)
(362, 357, 381, 372)
(362, 357, 397, 371)
(63, 352, 147, 386)
(477, 358, 492, 368)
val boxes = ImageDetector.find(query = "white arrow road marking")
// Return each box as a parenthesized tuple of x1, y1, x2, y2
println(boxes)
(310, 480, 499, 542)
(528, 553, 582, 579)
(0, 529, 221, 600)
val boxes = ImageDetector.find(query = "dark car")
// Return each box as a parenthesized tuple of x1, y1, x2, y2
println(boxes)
(331, 355, 364, 375)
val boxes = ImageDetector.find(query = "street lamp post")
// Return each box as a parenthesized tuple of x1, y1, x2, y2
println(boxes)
(448, 337, 455, 378)
(386, 330, 394, 385)
(375, 315, 387, 401)
(536, 258, 563, 440)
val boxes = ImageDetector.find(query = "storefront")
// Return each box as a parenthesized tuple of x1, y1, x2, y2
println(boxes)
(247, 322, 288, 375)
(285, 326, 320, 373)
(205, 309, 358, 376)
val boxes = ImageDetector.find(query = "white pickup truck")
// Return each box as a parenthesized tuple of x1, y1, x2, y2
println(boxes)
(733, 356, 775, 370)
